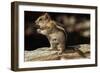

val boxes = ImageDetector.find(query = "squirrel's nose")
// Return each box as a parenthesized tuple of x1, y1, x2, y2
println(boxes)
(35, 21, 38, 25)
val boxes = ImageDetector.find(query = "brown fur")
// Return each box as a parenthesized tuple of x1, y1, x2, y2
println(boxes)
(35, 13, 66, 54)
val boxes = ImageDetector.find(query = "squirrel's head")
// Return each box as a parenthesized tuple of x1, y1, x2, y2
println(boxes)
(35, 13, 51, 29)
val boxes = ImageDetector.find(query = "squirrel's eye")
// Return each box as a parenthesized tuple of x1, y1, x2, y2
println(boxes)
(53, 39, 56, 41)
(39, 18, 42, 21)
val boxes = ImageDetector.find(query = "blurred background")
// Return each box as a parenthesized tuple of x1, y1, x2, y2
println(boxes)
(24, 11, 90, 51)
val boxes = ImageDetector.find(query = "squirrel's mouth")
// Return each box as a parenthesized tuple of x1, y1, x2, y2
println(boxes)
(33, 25, 40, 29)
(32, 24, 40, 31)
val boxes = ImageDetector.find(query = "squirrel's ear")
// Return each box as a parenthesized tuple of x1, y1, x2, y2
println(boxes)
(45, 13, 51, 19)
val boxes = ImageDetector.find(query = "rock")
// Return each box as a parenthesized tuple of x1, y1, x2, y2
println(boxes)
(25, 47, 60, 61)
(78, 44, 90, 58)
(25, 44, 90, 61)
(78, 44, 90, 53)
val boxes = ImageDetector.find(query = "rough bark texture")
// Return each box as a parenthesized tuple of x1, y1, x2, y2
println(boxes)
(25, 44, 90, 61)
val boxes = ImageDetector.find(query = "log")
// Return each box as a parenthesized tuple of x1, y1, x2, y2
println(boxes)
(25, 44, 90, 61)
